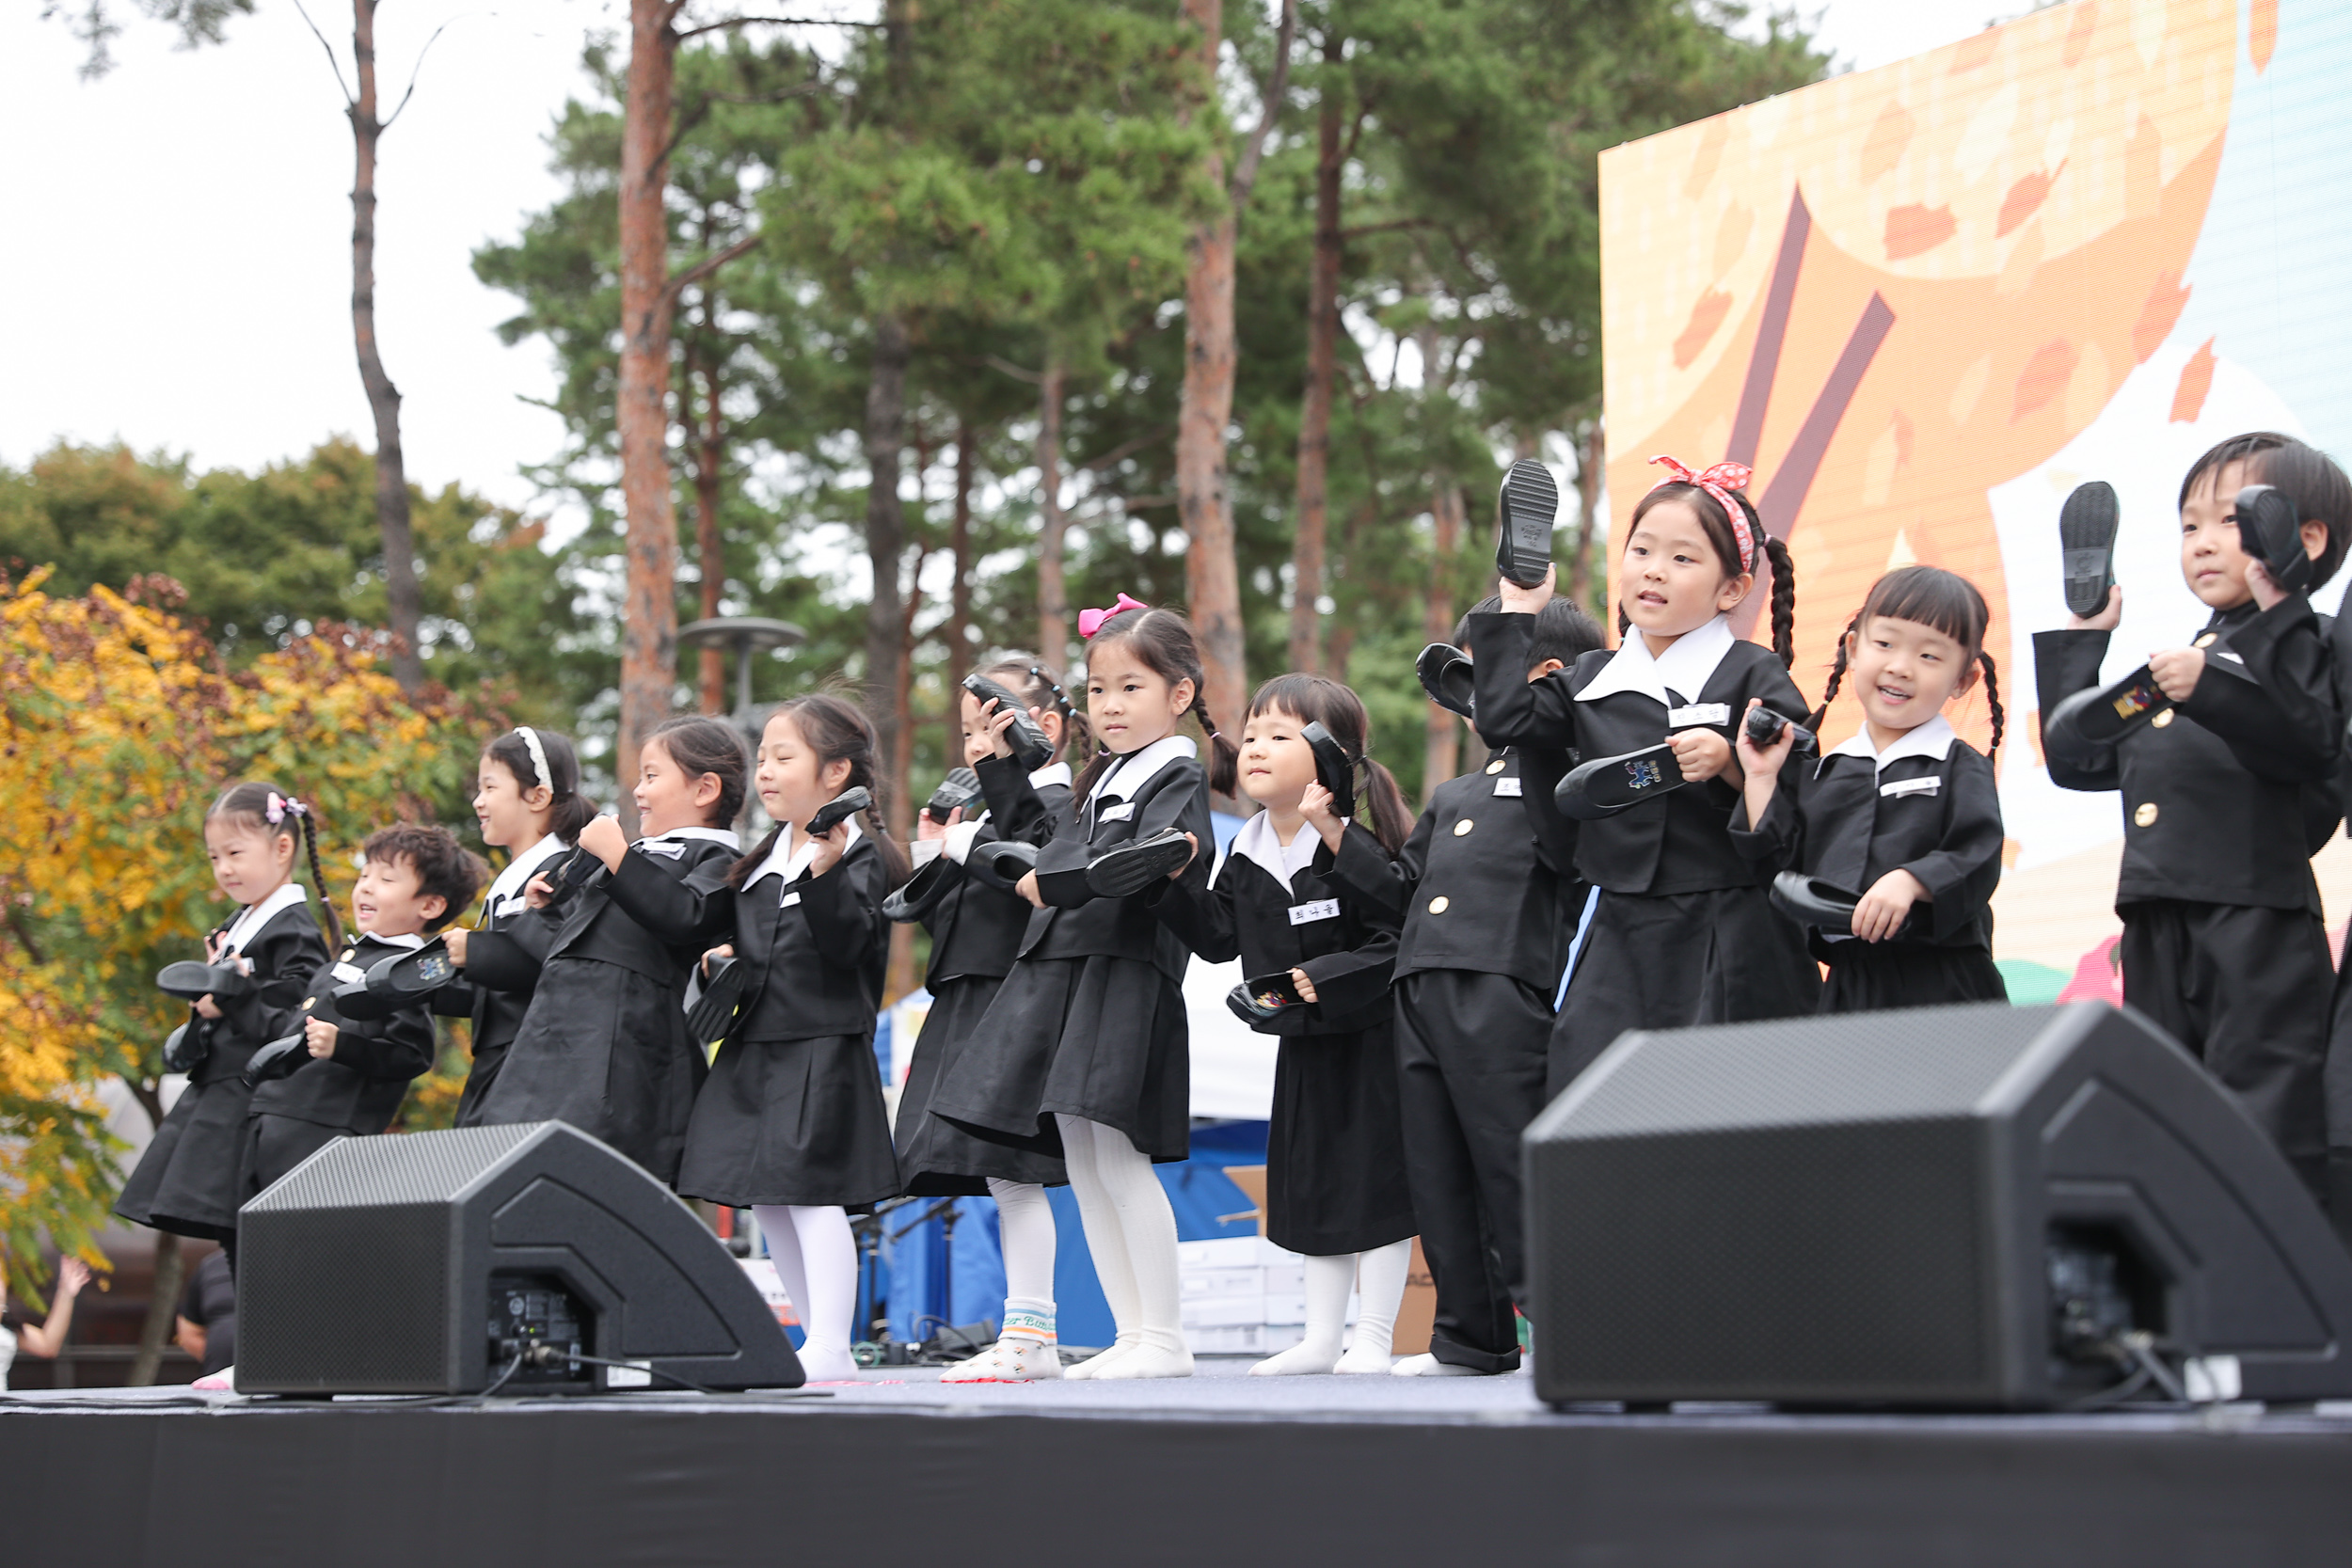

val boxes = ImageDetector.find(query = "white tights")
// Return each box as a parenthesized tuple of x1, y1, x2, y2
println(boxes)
(986, 1178, 1057, 1339)
(1251, 1239, 1413, 1375)
(753, 1204, 858, 1381)
(1056, 1115, 1189, 1375)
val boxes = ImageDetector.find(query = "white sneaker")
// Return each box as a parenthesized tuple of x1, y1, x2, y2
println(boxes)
(1389, 1352, 1493, 1377)
(939, 1337, 1064, 1383)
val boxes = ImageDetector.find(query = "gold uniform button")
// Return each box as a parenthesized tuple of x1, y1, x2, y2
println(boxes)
(302, 996, 317, 1009)
(2151, 709, 2174, 728)
(1486, 759, 1505, 775)
(1454, 818, 1475, 837)
(2134, 802, 2159, 828)
(2194, 633, 2218, 648)
(1428, 895, 1451, 914)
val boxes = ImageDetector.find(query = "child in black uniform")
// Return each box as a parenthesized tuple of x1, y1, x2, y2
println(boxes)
(473, 717, 748, 1186)
(2039, 433, 2349, 1197)
(1151, 674, 1417, 1376)
(117, 783, 337, 1247)
(599, 694, 907, 1382)
(930, 600, 1232, 1380)
(1328, 596, 1601, 1378)
(440, 727, 596, 1125)
(1470, 455, 1819, 1089)
(239, 824, 486, 1197)
(892, 657, 1079, 1383)
(1733, 565, 2009, 1010)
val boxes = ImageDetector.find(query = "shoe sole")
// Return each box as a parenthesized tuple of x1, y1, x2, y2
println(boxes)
(2059, 481, 2120, 618)
(1086, 836, 1193, 898)
(1497, 459, 1560, 588)
(1556, 744, 1686, 820)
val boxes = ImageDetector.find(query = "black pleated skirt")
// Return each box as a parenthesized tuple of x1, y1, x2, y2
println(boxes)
(1551, 885, 1821, 1093)
(1265, 1021, 1417, 1257)
(236, 1112, 349, 1205)
(895, 974, 1068, 1196)
(1817, 940, 2008, 1013)
(473, 957, 705, 1186)
(675, 1032, 902, 1210)
(453, 1037, 511, 1129)
(115, 1045, 262, 1242)
(929, 954, 1192, 1163)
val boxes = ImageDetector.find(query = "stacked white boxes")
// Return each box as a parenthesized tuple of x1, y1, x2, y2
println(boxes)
(1177, 1235, 1356, 1354)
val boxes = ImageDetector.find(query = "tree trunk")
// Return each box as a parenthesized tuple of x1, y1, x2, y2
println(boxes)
(1034, 359, 1070, 663)
(348, 0, 422, 691)
(615, 0, 682, 825)
(692, 325, 728, 716)
(1288, 31, 1345, 674)
(128, 1231, 181, 1387)
(1567, 417, 1605, 613)
(1175, 0, 1248, 736)
(1422, 479, 1465, 803)
(864, 313, 911, 830)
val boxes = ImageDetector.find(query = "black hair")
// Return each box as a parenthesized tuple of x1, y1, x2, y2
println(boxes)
(975, 652, 1091, 761)
(206, 781, 344, 948)
(481, 727, 597, 844)
(1246, 673, 1415, 854)
(1451, 594, 1503, 649)
(727, 694, 913, 888)
(645, 715, 750, 828)
(1811, 565, 2004, 754)
(2179, 432, 2352, 589)
(1624, 481, 1798, 668)
(1072, 606, 1242, 800)
(360, 824, 489, 933)
(1529, 596, 1604, 670)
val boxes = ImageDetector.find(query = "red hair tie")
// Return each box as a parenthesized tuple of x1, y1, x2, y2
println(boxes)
(1646, 455, 1756, 573)
(1078, 593, 1149, 640)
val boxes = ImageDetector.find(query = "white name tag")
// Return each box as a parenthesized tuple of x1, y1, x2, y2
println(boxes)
(1288, 899, 1341, 926)
(1493, 776, 1523, 798)
(331, 961, 368, 984)
(639, 841, 686, 860)
(1667, 703, 1731, 729)
(1100, 801, 1136, 823)
(780, 891, 803, 909)
(1881, 775, 1942, 798)
(494, 895, 532, 918)
(2216, 649, 2245, 664)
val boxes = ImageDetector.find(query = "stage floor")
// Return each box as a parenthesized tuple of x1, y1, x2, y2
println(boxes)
(10, 1358, 2352, 1565)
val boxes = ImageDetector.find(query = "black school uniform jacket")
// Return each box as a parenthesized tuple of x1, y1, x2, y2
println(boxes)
(248, 931, 438, 1131)
(607, 829, 889, 1043)
(2036, 594, 2342, 915)
(890, 759, 1073, 989)
(192, 901, 334, 1081)
(437, 835, 569, 1048)
(538, 836, 739, 976)
(1149, 818, 1403, 1034)
(1468, 609, 1810, 895)
(1728, 716, 2004, 949)
(1026, 739, 1216, 980)
(1326, 751, 1560, 991)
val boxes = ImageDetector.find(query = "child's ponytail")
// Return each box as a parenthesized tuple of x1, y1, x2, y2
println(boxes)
(1762, 533, 1798, 670)
(1187, 689, 1242, 799)
(1978, 651, 2005, 755)
(294, 807, 345, 949)
(1806, 613, 1863, 734)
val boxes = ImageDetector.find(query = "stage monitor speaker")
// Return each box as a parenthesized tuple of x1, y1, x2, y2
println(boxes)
(1524, 1002, 2352, 1409)
(235, 1121, 803, 1395)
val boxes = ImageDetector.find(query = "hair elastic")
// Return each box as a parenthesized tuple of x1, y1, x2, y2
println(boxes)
(264, 792, 308, 827)
(516, 726, 553, 792)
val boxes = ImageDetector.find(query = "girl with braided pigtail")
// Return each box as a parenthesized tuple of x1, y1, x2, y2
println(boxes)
(1732, 565, 2010, 1011)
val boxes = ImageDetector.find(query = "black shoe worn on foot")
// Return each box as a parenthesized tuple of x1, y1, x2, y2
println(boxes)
(1300, 721, 1356, 819)
(2235, 483, 2312, 594)
(1555, 743, 1686, 821)
(242, 1032, 312, 1088)
(1416, 642, 1476, 721)
(1495, 458, 1560, 589)
(2042, 667, 2170, 767)
(1085, 828, 1196, 898)
(156, 960, 255, 1002)
(2059, 480, 2121, 618)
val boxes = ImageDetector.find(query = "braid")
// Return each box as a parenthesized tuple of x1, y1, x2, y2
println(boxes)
(1763, 534, 1798, 670)
(298, 810, 345, 949)
(1190, 690, 1240, 797)
(1807, 614, 1860, 732)
(1979, 650, 2005, 755)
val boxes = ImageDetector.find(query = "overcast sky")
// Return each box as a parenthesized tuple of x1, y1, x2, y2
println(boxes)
(0, 1, 2013, 519)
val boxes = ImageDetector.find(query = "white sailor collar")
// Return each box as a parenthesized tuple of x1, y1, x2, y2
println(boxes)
(485, 831, 568, 911)
(1222, 809, 1328, 888)
(640, 825, 742, 849)
(744, 817, 863, 898)
(1029, 761, 1074, 791)
(352, 930, 429, 953)
(1575, 615, 1738, 707)
(222, 881, 310, 954)
(1092, 735, 1198, 811)
(1826, 714, 1957, 773)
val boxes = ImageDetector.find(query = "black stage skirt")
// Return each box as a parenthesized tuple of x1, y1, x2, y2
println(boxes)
(453, 1037, 510, 1129)
(473, 957, 704, 1186)
(115, 1043, 262, 1242)
(1552, 885, 1820, 1093)
(1817, 940, 2007, 1013)
(675, 1032, 902, 1210)
(929, 955, 1191, 1163)
(895, 975, 1067, 1196)
(1265, 1021, 1417, 1258)
(236, 1112, 349, 1205)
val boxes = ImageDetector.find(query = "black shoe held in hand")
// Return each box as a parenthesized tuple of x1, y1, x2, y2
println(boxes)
(2058, 480, 2121, 618)
(338, 938, 459, 1023)
(1416, 642, 1476, 721)
(961, 673, 1056, 772)
(1299, 721, 1357, 820)
(156, 960, 255, 1003)
(2042, 667, 2171, 766)
(1495, 457, 1559, 589)
(686, 956, 749, 1053)
(2235, 483, 2312, 594)
(1085, 828, 1195, 898)
(926, 767, 983, 823)
(1743, 704, 1819, 756)
(972, 838, 1040, 880)
(242, 1031, 312, 1088)
(1555, 743, 1688, 820)
(161, 1022, 206, 1074)
(1226, 970, 1308, 1025)
(807, 785, 872, 837)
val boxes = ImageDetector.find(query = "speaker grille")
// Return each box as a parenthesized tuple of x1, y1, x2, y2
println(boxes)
(1552, 1003, 2049, 1138)
(239, 1207, 453, 1389)
(246, 1120, 543, 1211)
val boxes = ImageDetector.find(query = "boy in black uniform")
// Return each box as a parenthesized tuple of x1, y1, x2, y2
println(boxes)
(2037, 434, 2349, 1197)
(1329, 596, 1601, 1376)
(238, 825, 486, 1200)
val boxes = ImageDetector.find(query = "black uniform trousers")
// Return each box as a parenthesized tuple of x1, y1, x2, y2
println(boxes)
(2121, 898, 2330, 1197)
(1393, 969, 1551, 1372)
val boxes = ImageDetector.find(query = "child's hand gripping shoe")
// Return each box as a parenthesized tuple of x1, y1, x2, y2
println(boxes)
(241, 1030, 312, 1088)
(1226, 970, 1308, 1025)
(2235, 483, 2312, 594)
(1768, 870, 1914, 940)
(1741, 704, 1820, 756)
(1555, 743, 1687, 821)
(1495, 457, 1559, 590)
(1084, 828, 1196, 897)
(1299, 720, 1356, 820)
(806, 785, 872, 837)
(685, 955, 748, 1056)
(2041, 667, 2172, 767)
(962, 674, 1056, 772)
(156, 960, 256, 1003)
(335, 937, 457, 1022)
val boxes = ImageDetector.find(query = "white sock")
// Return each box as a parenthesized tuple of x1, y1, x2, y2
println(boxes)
(1067, 1117, 1190, 1378)
(755, 1203, 859, 1379)
(987, 1178, 1057, 1344)
(1391, 1352, 1489, 1377)
(1250, 1251, 1353, 1376)
(1336, 1239, 1411, 1372)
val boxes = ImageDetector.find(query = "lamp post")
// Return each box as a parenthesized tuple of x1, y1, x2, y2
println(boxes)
(675, 616, 806, 743)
